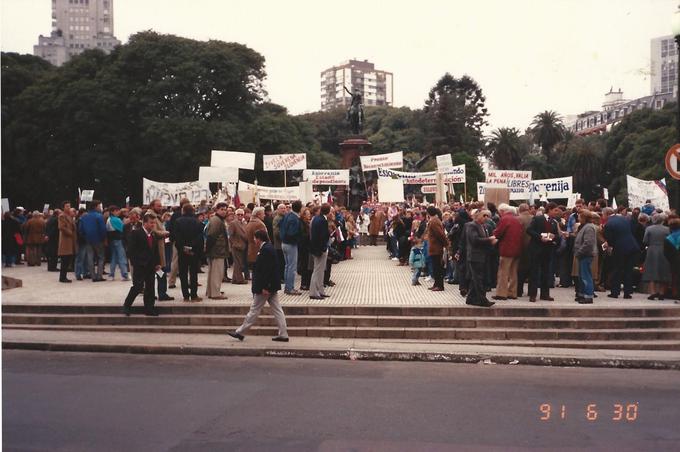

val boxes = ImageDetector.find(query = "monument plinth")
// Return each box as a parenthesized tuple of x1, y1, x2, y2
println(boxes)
(333, 136, 371, 210)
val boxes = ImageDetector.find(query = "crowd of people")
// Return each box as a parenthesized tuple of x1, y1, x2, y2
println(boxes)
(361, 198, 680, 306)
(2, 195, 679, 321)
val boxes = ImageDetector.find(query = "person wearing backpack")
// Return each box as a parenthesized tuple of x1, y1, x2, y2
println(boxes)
(409, 236, 426, 286)
(280, 200, 302, 295)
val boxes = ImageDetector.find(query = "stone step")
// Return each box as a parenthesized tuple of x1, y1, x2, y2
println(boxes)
(3, 304, 680, 318)
(5, 324, 680, 341)
(5, 313, 680, 329)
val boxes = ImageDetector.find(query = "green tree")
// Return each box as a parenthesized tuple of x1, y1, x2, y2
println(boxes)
(485, 127, 527, 169)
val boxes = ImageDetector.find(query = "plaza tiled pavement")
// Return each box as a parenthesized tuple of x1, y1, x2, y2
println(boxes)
(1, 246, 678, 308)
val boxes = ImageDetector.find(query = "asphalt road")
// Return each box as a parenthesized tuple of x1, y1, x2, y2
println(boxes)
(3, 351, 680, 452)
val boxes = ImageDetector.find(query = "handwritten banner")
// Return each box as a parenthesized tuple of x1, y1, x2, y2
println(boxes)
(142, 178, 212, 207)
(263, 153, 307, 171)
(484, 170, 532, 199)
(360, 151, 403, 171)
(303, 169, 350, 186)
(238, 181, 300, 201)
(377, 165, 466, 184)
(627, 175, 669, 211)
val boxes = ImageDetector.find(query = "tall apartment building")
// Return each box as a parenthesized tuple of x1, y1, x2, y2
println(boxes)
(320, 59, 393, 111)
(34, 0, 121, 67)
(650, 35, 677, 97)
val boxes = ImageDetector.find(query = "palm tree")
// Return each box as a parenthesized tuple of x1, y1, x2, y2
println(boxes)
(530, 110, 565, 163)
(487, 127, 525, 169)
(564, 136, 604, 197)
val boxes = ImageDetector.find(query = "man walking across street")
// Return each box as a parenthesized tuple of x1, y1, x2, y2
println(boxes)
(123, 212, 161, 317)
(309, 203, 331, 300)
(205, 202, 229, 299)
(280, 200, 302, 295)
(227, 229, 289, 342)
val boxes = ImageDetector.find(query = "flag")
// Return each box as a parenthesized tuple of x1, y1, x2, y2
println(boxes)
(327, 187, 333, 204)
(611, 197, 617, 210)
(459, 194, 463, 203)
(233, 191, 240, 208)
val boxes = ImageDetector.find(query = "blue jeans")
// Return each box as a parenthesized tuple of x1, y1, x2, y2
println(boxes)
(109, 240, 128, 278)
(411, 267, 421, 284)
(579, 256, 594, 299)
(84, 242, 105, 280)
(2, 254, 16, 267)
(75, 245, 87, 277)
(282, 242, 298, 292)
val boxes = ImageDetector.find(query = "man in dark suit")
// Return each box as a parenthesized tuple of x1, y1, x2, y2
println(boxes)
(526, 202, 561, 302)
(172, 203, 204, 302)
(603, 208, 640, 298)
(465, 210, 498, 307)
(123, 212, 161, 316)
(309, 203, 331, 300)
(227, 229, 289, 342)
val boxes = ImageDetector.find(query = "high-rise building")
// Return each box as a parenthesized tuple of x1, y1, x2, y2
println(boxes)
(320, 59, 393, 111)
(650, 35, 677, 96)
(34, 0, 121, 67)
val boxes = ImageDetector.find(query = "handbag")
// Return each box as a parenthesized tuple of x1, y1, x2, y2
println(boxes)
(14, 232, 24, 246)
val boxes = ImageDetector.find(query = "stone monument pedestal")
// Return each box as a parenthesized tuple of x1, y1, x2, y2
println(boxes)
(335, 136, 371, 210)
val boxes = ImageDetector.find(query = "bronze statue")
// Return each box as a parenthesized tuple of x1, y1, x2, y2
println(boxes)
(344, 85, 364, 135)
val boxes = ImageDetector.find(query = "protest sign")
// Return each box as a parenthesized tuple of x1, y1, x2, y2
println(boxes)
(530, 176, 573, 199)
(198, 166, 239, 183)
(210, 150, 256, 170)
(238, 181, 301, 201)
(1, 198, 10, 214)
(303, 169, 350, 185)
(626, 175, 669, 210)
(603, 187, 609, 200)
(436, 154, 453, 171)
(263, 153, 307, 171)
(477, 183, 486, 202)
(359, 151, 403, 171)
(377, 178, 404, 203)
(377, 165, 466, 185)
(142, 178, 212, 207)
(483, 170, 532, 200)
(43, 204, 50, 213)
(80, 190, 94, 202)
(421, 185, 449, 194)
(298, 181, 314, 204)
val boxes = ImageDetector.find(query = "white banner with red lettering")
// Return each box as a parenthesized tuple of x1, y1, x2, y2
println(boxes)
(262, 153, 307, 171)
(303, 169, 350, 185)
(377, 165, 465, 184)
(360, 151, 403, 171)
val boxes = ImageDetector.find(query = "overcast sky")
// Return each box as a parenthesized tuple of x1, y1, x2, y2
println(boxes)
(1, 0, 677, 131)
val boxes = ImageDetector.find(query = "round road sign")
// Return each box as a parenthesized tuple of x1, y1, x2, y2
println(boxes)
(666, 144, 680, 180)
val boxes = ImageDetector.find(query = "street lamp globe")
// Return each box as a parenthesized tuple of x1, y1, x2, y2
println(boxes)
(673, 5, 680, 37)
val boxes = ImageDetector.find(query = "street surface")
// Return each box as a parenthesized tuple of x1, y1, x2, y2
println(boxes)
(3, 350, 679, 451)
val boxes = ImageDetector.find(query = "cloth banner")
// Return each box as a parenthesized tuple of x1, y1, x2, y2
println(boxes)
(377, 178, 404, 203)
(303, 169, 350, 185)
(263, 153, 307, 171)
(142, 178, 212, 207)
(483, 170, 532, 199)
(198, 166, 239, 183)
(211, 150, 256, 170)
(377, 165, 466, 185)
(238, 181, 300, 201)
(436, 154, 453, 171)
(626, 175, 669, 210)
(360, 151, 403, 171)
(530, 176, 573, 200)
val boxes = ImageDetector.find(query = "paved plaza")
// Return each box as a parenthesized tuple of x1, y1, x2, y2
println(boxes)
(2, 246, 677, 308)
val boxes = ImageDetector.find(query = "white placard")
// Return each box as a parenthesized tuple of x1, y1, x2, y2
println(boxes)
(360, 151, 403, 171)
(43, 203, 50, 213)
(626, 175, 669, 211)
(263, 153, 307, 171)
(210, 150, 256, 170)
(530, 176, 573, 199)
(80, 190, 95, 202)
(377, 165, 465, 185)
(238, 181, 300, 201)
(142, 178, 212, 207)
(421, 185, 448, 194)
(483, 170, 532, 199)
(303, 169, 350, 186)
(298, 181, 314, 204)
(1, 198, 10, 214)
(377, 178, 404, 203)
(198, 166, 239, 183)
(477, 182, 486, 202)
(436, 154, 453, 171)
(603, 187, 609, 200)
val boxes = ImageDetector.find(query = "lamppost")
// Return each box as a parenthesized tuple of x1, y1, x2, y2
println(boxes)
(673, 5, 680, 212)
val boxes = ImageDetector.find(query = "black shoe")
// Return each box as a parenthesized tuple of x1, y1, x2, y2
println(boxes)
(272, 336, 289, 342)
(321, 294, 330, 298)
(648, 293, 658, 300)
(158, 295, 174, 301)
(59, 279, 72, 283)
(327, 281, 336, 287)
(475, 301, 495, 307)
(227, 331, 244, 341)
(578, 298, 593, 304)
(309, 296, 324, 300)
(92, 278, 105, 282)
(607, 294, 619, 299)
(76, 275, 83, 281)
(123, 306, 131, 316)
(144, 311, 159, 317)
(623, 294, 632, 299)
(491, 295, 507, 300)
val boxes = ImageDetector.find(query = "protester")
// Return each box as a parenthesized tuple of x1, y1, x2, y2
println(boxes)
(246, 206, 268, 268)
(205, 202, 229, 300)
(492, 204, 523, 300)
(574, 210, 598, 304)
(280, 200, 302, 295)
(368, 207, 385, 246)
(167, 198, 191, 289)
(78, 200, 107, 282)
(272, 203, 287, 282)
(2, 212, 21, 267)
(602, 207, 640, 299)
(409, 236, 426, 285)
(465, 209, 498, 307)
(227, 208, 248, 284)
(148, 199, 173, 300)
(424, 206, 447, 291)
(526, 202, 561, 302)
(23, 210, 47, 266)
(45, 209, 61, 272)
(122, 212, 161, 317)
(663, 218, 680, 300)
(297, 207, 313, 291)
(57, 203, 77, 283)
(227, 229, 289, 342)
(172, 203, 204, 302)
(642, 213, 671, 300)
(309, 203, 331, 300)
(106, 205, 129, 281)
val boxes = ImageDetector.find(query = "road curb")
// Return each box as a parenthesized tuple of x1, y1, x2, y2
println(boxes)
(4, 340, 679, 370)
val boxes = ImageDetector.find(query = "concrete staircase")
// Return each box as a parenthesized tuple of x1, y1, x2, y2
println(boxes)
(4, 304, 680, 350)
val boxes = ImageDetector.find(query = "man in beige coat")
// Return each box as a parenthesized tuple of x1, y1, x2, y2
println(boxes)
(246, 207, 268, 265)
(205, 203, 229, 299)
(58, 203, 77, 283)
(228, 208, 248, 284)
